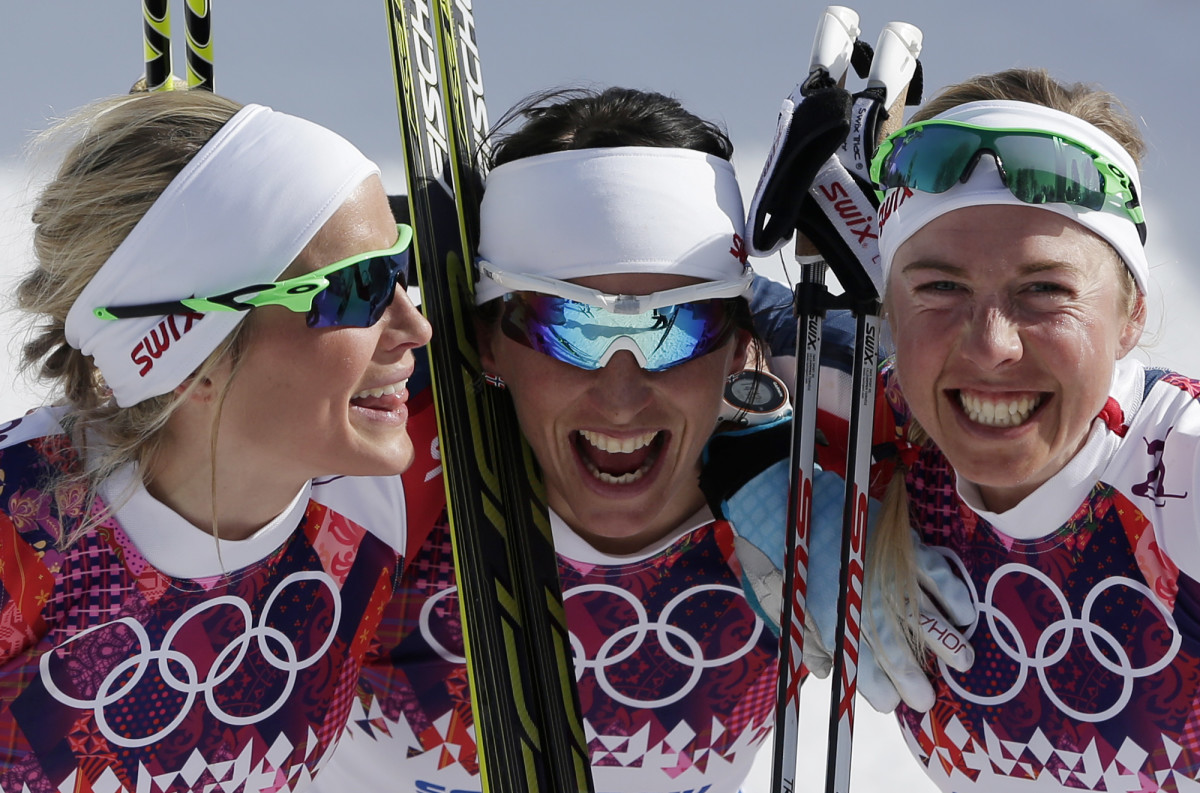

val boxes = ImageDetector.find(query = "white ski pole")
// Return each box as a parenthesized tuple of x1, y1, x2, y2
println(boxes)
(823, 19, 922, 793)
(771, 7, 860, 793)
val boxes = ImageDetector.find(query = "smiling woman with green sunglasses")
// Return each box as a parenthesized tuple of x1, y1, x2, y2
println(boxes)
(0, 88, 432, 793)
(809, 67, 1200, 793)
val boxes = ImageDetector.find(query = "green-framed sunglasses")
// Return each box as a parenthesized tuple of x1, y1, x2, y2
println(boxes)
(96, 223, 414, 328)
(870, 120, 1147, 243)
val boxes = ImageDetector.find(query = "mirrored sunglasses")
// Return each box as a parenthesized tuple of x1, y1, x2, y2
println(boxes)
(499, 291, 741, 372)
(870, 120, 1147, 243)
(96, 223, 414, 328)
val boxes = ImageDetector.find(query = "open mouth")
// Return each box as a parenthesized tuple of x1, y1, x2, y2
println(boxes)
(351, 380, 409, 411)
(957, 391, 1044, 427)
(574, 429, 664, 484)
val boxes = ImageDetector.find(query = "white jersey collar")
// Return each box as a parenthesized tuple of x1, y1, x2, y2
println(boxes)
(550, 504, 716, 565)
(99, 463, 311, 579)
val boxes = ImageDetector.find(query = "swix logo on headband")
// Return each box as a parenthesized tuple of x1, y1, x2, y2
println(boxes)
(730, 233, 748, 264)
(878, 186, 914, 231)
(130, 311, 205, 377)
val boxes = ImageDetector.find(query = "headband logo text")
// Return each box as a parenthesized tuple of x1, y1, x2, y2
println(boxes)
(730, 233, 748, 264)
(877, 186, 914, 231)
(131, 311, 205, 377)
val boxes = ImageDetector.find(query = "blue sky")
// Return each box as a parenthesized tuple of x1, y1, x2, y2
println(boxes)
(1, 2, 1195, 789)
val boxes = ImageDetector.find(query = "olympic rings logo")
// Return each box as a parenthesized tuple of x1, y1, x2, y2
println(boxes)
(938, 556, 1180, 723)
(421, 583, 764, 709)
(40, 571, 340, 748)
(565, 583, 764, 709)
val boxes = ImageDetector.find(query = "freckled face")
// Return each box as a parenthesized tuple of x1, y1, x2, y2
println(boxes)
(886, 204, 1143, 512)
(217, 178, 433, 480)
(482, 273, 749, 553)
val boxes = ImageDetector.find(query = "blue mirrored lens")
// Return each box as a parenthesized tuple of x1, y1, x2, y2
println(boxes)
(500, 293, 737, 371)
(307, 250, 409, 328)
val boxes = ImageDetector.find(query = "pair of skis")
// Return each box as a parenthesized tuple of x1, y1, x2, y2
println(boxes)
(382, 2, 594, 792)
(751, 7, 923, 793)
(141, 0, 213, 91)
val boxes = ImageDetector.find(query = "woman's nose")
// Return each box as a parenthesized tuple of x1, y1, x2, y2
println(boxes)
(586, 349, 653, 422)
(960, 304, 1022, 369)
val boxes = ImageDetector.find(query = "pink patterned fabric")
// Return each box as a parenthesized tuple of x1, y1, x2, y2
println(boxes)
(324, 516, 778, 793)
(0, 410, 411, 793)
(883, 363, 1200, 792)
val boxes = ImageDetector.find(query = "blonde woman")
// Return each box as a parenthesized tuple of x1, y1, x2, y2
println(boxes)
(0, 89, 431, 792)
(853, 68, 1189, 791)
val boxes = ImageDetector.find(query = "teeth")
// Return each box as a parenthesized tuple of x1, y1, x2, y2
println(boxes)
(577, 429, 660, 485)
(959, 392, 1041, 427)
(578, 429, 657, 454)
(353, 380, 407, 401)
(588, 466, 646, 485)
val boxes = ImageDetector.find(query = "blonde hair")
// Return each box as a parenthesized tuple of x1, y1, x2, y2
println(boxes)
(911, 68, 1146, 164)
(869, 67, 1146, 664)
(16, 90, 248, 546)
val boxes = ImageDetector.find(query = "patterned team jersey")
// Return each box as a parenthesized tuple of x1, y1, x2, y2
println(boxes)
(0, 390, 445, 793)
(318, 507, 778, 793)
(885, 357, 1200, 793)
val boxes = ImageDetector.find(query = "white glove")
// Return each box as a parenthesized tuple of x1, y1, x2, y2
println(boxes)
(722, 456, 974, 713)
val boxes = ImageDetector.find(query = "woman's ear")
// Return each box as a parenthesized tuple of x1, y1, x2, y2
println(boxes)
(727, 329, 753, 376)
(1118, 291, 1147, 358)
(174, 357, 233, 404)
(174, 375, 217, 404)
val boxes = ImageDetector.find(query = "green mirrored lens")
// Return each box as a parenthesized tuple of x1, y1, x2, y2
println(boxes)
(879, 125, 982, 193)
(992, 134, 1106, 210)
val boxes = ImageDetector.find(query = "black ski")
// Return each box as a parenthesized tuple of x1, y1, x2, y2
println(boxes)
(183, 0, 213, 91)
(141, 0, 210, 92)
(142, 0, 175, 91)
(382, 1, 593, 790)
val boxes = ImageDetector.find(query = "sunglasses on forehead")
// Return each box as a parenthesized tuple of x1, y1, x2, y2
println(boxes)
(870, 120, 1147, 244)
(95, 224, 413, 328)
(479, 261, 754, 372)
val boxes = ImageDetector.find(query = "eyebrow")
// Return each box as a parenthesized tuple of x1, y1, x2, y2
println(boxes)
(898, 258, 1084, 278)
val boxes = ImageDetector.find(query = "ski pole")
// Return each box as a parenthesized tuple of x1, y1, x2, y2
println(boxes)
(184, 0, 214, 91)
(771, 9, 861, 793)
(822, 20, 922, 793)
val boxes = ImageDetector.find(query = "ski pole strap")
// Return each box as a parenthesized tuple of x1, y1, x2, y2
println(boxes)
(747, 60, 924, 299)
(746, 80, 853, 258)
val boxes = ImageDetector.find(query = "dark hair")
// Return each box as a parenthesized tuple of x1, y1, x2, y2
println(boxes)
(485, 86, 734, 168)
(477, 87, 753, 339)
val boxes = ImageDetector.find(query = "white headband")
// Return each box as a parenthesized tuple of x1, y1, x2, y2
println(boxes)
(64, 103, 380, 407)
(475, 146, 749, 304)
(877, 100, 1149, 293)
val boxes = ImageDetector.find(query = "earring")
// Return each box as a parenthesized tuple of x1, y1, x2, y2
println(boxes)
(482, 372, 507, 390)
